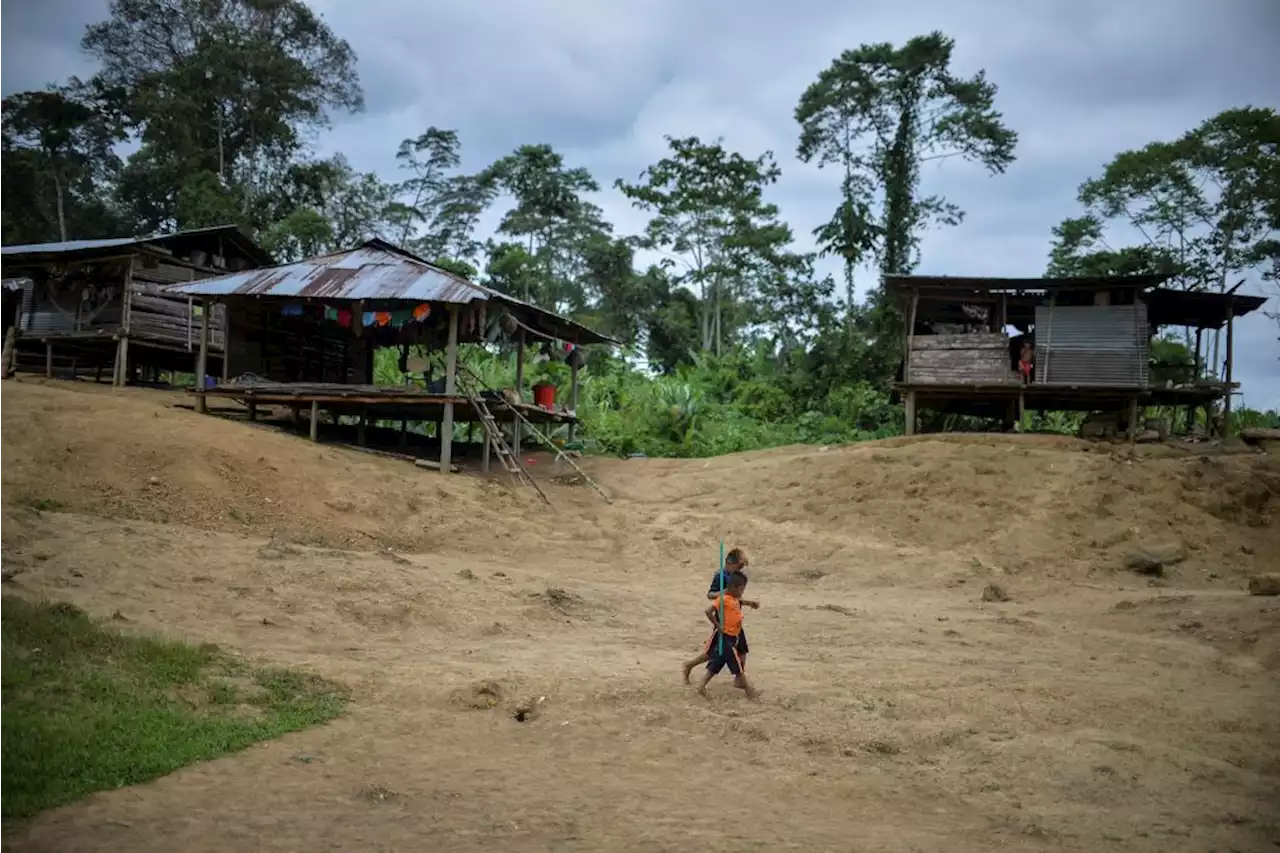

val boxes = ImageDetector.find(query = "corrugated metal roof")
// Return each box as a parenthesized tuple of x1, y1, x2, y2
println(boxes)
(2, 237, 143, 255)
(1, 225, 274, 266)
(885, 273, 1172, 293)
(165, 239, 616, 346)
(164, 243, 485, 302)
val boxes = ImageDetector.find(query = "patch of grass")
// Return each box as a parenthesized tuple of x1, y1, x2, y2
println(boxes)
(16, 495, 66, 513)
(1, 596, 346, 820)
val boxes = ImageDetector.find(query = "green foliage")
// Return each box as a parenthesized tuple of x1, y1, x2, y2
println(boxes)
(82, 0, 364, 232)
(1, 597, 346, 819)
(2, 81, 129, 243)
(574, 352, 899, 458)
(616, 135, 793, 357)
(1055, 107, 1279, 293)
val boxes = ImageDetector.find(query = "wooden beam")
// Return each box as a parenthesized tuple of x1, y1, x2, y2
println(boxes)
(1187, 327, 1203, 434)
(357, 407, 368, 446)
(221, 304, 231, 382)
(568, 344, 580, 441)
(116, 257, 134, 388)
(309, 400, 319, 442)
(45, 341, 53, 379)
(195, 298, 211, 413)
(1129, 396, 1140, 446)
(904, 390, 917, 437)
(1223, 297, 1235, 438)
(903, 289, 919, 383)
(439, 305, 460, 472)
(513, 327, 526, 457)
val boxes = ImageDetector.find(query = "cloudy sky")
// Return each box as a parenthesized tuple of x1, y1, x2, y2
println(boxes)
(4, 0, 1278, 407)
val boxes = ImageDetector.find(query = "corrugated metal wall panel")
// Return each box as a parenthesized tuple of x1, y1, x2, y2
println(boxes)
(1035, 304, 1148, 388)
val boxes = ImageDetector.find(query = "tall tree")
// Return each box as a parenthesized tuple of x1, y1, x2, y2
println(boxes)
(259, 155, 397, 262)
(387, 128, 497, 264)
(616, 135, 792, 356)
(797, 32, 1017, 280)
(1059, 106, 1280, 363)
(484, 144, 609, 312)
(1, 81, 128, 243)
(82, 0, 364, 231)
(1045, 215, 1175, 278)
(1075, 141, 1214, 291)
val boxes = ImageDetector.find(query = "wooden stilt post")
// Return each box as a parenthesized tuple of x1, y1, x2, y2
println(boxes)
(309, 401, 319, 442)
(116, 258, 134, 388)
(1129, 396, 1140, 446)
(439, 305, 460, 473)
(45, 342, 53, 378)
(70, 357, 78, 380)
(120, 336, 131, 385)
(1187, 327, 1203, 435)
(481, 432, 492, 473)
(904, 390, 917, 437)
(903, 290, 919, 383)
(513, 328, 526, 458)
(357, 408, 368, 446)
(400, 419, 409, 449)
(1, 326, 15, 379)
(195, 298, 210, 413)
(1223, 299, 1235, 439)
(221, 305, 231, 382)
(568, 343, 580, 441)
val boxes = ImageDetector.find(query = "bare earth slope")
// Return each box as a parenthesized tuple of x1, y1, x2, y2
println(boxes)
(3, 378, 1279, 852)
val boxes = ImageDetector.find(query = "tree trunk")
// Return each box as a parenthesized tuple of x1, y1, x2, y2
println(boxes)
(52, 169, 67, 242)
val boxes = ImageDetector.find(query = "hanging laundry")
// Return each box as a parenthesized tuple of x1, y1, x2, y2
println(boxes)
(375, 311, 392, 327)
(323, 306, 339, 322)
(362, 311, 376, 327)
(281, 303, 305, 317)
(412, 303, 431, 321)
(390, 309, 412, 327)
(337, 309, 352, 328)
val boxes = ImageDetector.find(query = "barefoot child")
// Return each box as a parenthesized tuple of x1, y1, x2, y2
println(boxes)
(694, 573, 758, 699)
(682, 548, 759, 682)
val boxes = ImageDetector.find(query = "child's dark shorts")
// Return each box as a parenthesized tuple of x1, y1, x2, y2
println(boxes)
(705, 633, 744, 677)
(702, 627, 748, 657)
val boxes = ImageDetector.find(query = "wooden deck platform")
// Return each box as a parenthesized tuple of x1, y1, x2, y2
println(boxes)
(192, 380, 577, 425)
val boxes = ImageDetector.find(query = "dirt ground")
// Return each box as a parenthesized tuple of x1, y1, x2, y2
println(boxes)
(3, 377, 1279, 852)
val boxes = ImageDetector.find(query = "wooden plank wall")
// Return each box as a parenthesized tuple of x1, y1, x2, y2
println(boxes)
(130, 264, 226, 350)
(910, 333, 1018, 385)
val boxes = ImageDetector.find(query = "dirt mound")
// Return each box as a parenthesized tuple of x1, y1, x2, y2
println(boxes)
(0, 379, 611, 554)
(4, 379, 1275, 587)
(590, 434, 1280, 586)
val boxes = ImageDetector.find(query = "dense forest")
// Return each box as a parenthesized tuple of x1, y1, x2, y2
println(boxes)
(4, 0, 1278, 455)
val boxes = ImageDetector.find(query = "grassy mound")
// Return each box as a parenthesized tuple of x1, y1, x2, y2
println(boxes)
(1, 597, 346, 820)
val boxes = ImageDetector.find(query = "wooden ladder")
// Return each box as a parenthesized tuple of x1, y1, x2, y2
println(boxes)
(465, 387, 549, 504)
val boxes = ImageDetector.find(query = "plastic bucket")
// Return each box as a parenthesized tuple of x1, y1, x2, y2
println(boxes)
(532, 382, 556, 410)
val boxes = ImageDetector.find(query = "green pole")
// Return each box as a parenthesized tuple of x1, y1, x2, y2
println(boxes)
(717, 540, 725, 656)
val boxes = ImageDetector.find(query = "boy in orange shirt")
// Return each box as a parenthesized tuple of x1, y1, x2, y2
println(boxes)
(694, 573, 759, 700)
(681, 548, 758, 683)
